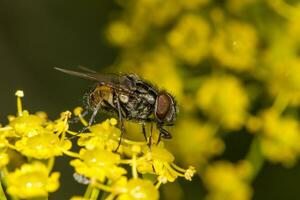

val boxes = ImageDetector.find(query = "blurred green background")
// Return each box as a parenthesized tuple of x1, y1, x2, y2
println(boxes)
(1, 0, 300, 200)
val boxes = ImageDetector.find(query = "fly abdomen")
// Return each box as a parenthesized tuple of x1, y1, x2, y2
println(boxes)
(87, 85, 114, 110)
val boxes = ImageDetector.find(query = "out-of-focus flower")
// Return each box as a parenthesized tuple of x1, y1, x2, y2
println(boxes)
(167, 14, 210, 65)
(169, 118, 224, 169)
(179, 0, 210, 10)
(134, 0, 181, 27)
(138, 49, 183, 100)
(287, 4, 300, 38)
(70, 148, 126, 182)
(262, 35, 300, 106)
(226, 0, 256, 13)
(251, 109, 300, 167)
(204, 161, 252, 200)
(197, 75, 249, 130)
(6, 162, 60, 199)
(115, 178, 159, 200)
(107, 21, 133, 47)
(211, 21, 257, 71)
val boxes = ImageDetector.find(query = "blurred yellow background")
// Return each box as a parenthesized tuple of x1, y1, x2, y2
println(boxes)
(1, 0, 300, 199)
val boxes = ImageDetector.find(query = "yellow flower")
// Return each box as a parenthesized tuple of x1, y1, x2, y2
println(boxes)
(77, 118, 121, 151)
(211, 21, 257, 71)
(134, 0, 181, 27)
(134, 48, 183, 100)
(262, 36, 300, 105)
(179, 0, 210, 9)
(169, 118, 224, 169)
(226, 0, 257, 13)
(6, 162, 60, 199)
(70, 148, 126, 182)
(257, 109, 300, 167)
(167, 14, 210, 65)
(8, 110, 46, 137)
(116, 178, 159, 200)
(0, 133, 9, 148)
(197, 75, 249, 130)
(204, 161, 252, 200)
(70, 196, 89, 200)
(137, 146, 195, 182)
(107, 21, 133, 47)
(15, 130, 72, 159)
(0, 152, 9, 168)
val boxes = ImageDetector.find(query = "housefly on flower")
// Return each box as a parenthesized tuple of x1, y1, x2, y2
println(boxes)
(54, 67, 178, 145)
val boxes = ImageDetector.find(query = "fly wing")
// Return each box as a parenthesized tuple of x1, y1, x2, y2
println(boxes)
(77, 66, 98, 73)
(54, 67, 135, 91)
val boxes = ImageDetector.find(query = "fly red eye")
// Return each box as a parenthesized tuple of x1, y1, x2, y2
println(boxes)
(155, 93, 171, 120)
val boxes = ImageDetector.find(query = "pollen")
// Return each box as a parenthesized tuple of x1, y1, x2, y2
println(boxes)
(15, 90, 24, 97)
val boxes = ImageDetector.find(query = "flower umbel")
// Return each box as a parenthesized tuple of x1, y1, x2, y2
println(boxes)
(6, 162, 60, 199)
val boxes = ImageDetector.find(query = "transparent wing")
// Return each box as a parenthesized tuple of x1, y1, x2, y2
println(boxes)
(77, 66, 97, 73)
(54, 67, 135, 91)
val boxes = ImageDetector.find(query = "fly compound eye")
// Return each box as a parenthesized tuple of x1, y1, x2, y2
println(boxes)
(155, 93, 171, 121)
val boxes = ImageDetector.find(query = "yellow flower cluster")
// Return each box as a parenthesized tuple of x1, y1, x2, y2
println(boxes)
(248, 109, 300, 167)
(211, 21, 257, 71)
(69, 108, 195, 200)
(0, 91, 69, 199)
(167, 14, 210, 65)
(197, 75, 249, 130)
(204, 161, 252, 200)
(169, 118, 224, 169)
(0, 91, 195, 200)
(6, 162, 60, 199)
(105, 0, 300, 199)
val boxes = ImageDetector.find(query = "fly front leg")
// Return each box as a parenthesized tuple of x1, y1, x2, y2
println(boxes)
(79, 102, 101, 133)
(68, 110, 89, 124)
(88, 103, 101, 126)
(157, 124, 172, 144)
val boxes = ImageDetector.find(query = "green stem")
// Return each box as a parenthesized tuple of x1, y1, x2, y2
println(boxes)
(90, 188, 100, 200)
(0, 178, 7, 200)
(47, 157, 55, 173)
(132, 154, 138, 179)
(103, 194, 115, 200)
(1, 169, 19, 200)
(272, 91, 289, 114)
(84, 184, 93, 199)
(246, 137, 264, 181)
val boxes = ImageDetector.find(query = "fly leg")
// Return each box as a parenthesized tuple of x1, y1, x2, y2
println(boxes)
(68, 105, 100, 140)
(88, 103, 101, 126)
(142, 123, 148, 143)
(80, 102, 101, 133)
(148, 123, 154, 148)
(142, 123, 153, 148)
(68, 110, 89, 124)
(115, 97, 125, 152)
(157, 125, 172, 144)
